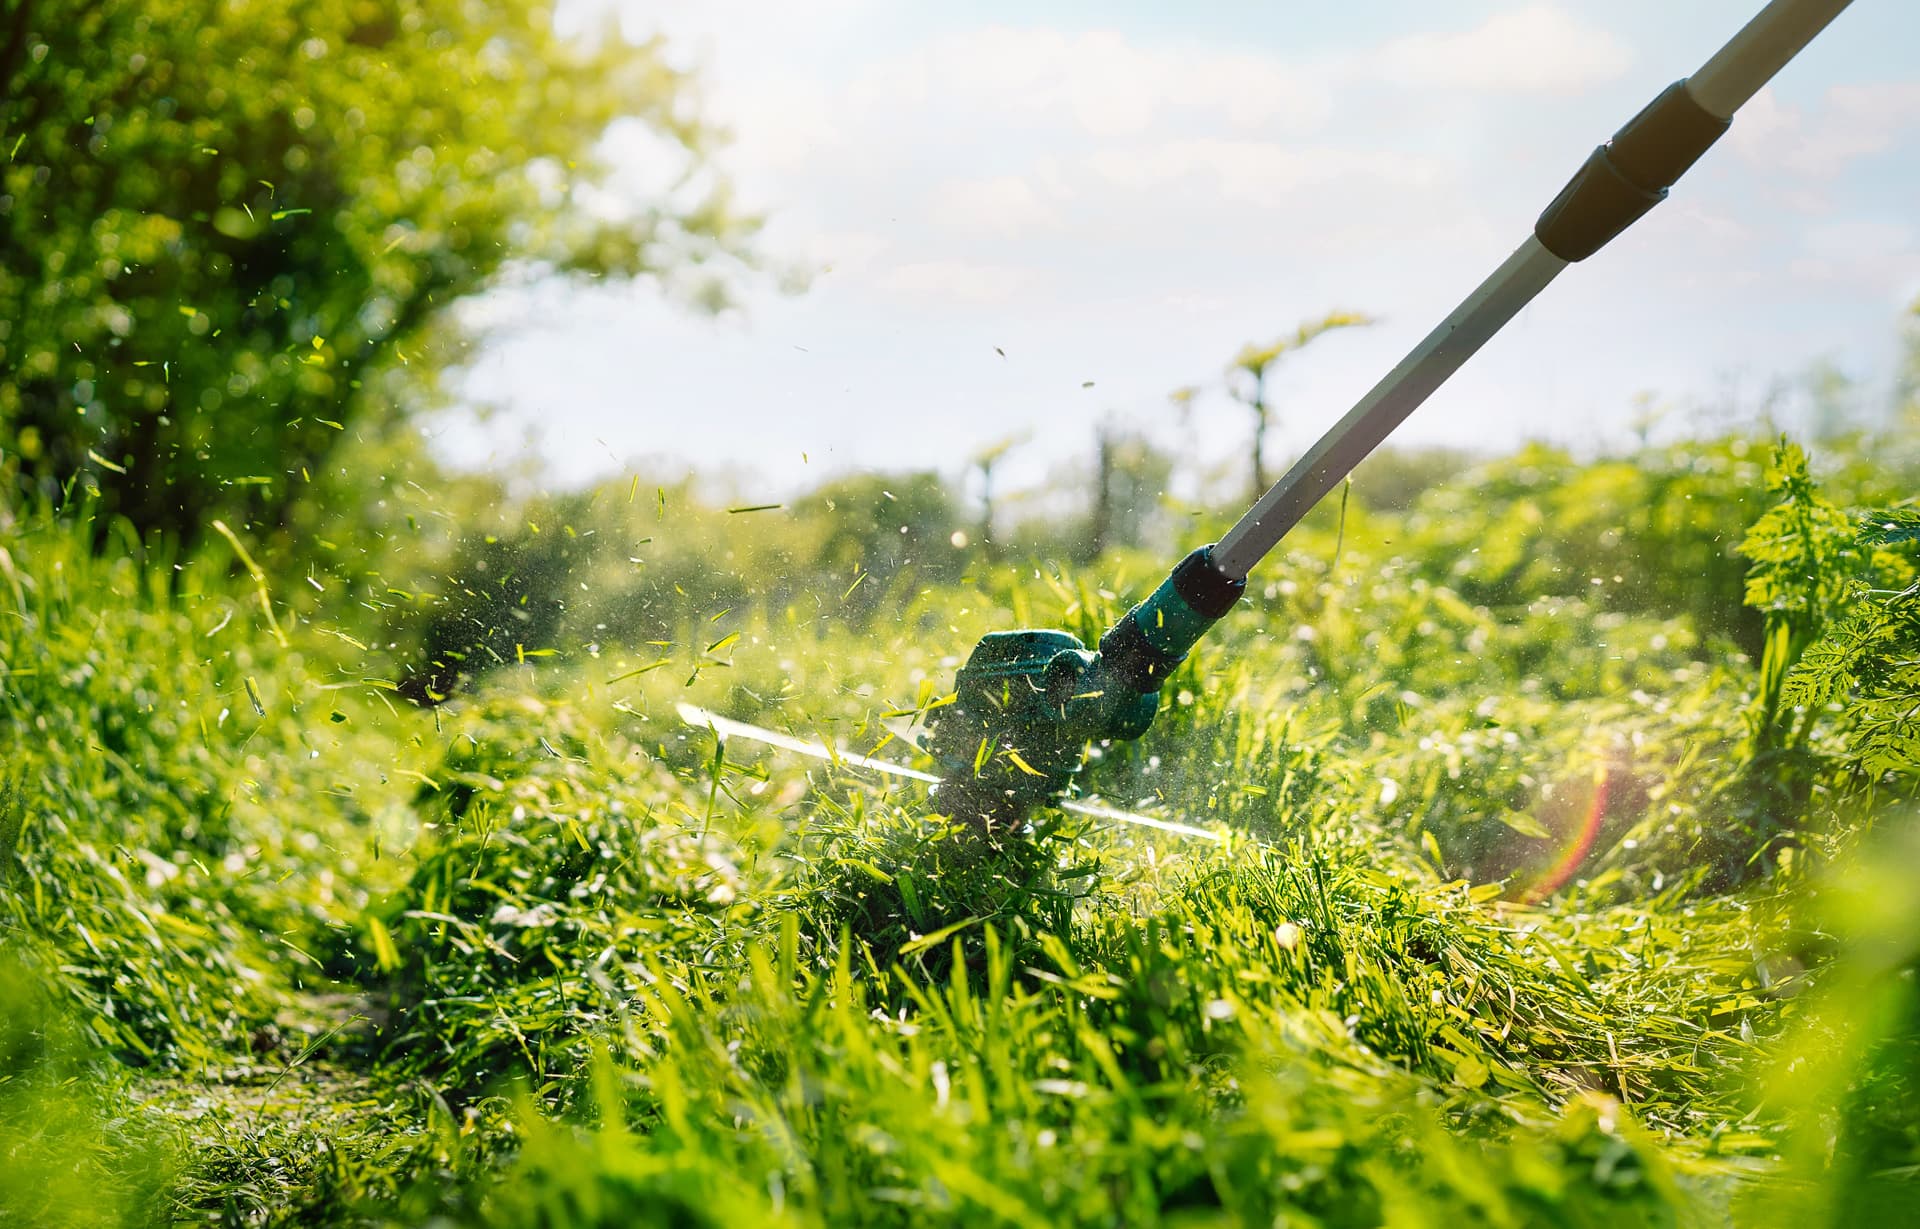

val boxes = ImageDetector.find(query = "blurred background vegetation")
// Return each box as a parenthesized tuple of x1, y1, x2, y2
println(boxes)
(1, 0, 756, 546)
(5, 0, 1920, 1225)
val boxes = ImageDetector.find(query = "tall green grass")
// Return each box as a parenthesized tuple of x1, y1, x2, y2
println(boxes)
(2, 437, 1916, 1225)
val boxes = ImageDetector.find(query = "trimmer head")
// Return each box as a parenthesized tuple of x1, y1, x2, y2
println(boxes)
(924, 546, 1244, 829)
(921, 628, 1125, 827)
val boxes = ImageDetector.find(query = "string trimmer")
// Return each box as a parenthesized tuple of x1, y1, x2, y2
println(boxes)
(685, 0, 1856, 836)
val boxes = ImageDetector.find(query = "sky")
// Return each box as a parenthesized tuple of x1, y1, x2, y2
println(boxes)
(439, 0, 1920, 504)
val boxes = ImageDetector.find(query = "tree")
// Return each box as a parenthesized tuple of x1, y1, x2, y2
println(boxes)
(1, 0, 755, 544)
(1225, 311, 1372, 503)
(1081, 418, 1172, 562)
(966, 434, 1026, 559)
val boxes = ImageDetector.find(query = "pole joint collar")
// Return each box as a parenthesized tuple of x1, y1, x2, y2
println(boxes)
(1535, 79, 1731, 262)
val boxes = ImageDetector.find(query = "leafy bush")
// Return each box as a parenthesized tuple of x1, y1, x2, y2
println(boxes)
(1, 0, 755, 543)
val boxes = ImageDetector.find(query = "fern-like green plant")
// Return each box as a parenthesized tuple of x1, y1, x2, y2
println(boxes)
(1737, 439, 1857, 758)
(1626, 447, 1914, 887)
(1679, 439, 1865, 885)
(1783, 506, 1920, 778)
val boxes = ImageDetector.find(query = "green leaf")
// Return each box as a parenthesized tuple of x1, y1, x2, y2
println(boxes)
(1496, 810, 1552, 840)
(1859, 507, 1920, 550)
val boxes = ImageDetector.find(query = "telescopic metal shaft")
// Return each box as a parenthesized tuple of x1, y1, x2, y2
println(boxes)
(1210, 0, 1855, 581)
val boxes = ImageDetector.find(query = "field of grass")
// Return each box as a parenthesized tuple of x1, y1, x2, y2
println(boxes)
(3, 435, 1918, 1227)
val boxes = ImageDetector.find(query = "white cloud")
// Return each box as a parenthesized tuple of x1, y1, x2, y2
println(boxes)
(1085, 139, 1440, 202)
(850, 27, 1332, 139)
(1374, 5, 1632, 95)
(783, 228, 892, 278)
(722, 80, 845, 176)
(1659, 201, 1754, 247)
(928, 175, 1062, 236)
(1731, 82, 1920, 183)
(1787, 219, 1920, 298)
(871, 259, 1039, 305)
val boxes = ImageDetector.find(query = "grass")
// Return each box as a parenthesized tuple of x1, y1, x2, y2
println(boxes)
(2, 435, 1917, 1226)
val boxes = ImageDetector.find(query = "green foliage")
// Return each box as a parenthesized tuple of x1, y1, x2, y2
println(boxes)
(1734, 821, 1920, 1229)
(1738, 440, 1859, 751)
(1860, 505, 1920, 550)
(443, 916, 1699, 1229)
(1343, 444, 1476, 514)
(402, 501, 596, 704)
(0, 504, 401, 1067)
(4, 433, 1920, 1224)
(805, 470, 969, 624)
(372, 689, 763, 1094)
(1651, 444, 1920, 887)
(1, 0, 754, 542)
(0, 955, 176, 1228)
(385, 469, 973, 701)
(1781, 508, 1920, 778)
(1404, 439, 1775, 652)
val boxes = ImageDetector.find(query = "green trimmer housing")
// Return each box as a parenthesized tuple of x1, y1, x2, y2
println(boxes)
(926, 545, 1246, 826)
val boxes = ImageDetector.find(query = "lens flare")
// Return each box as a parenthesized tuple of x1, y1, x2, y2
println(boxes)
(1517, 762, 1615, 903)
